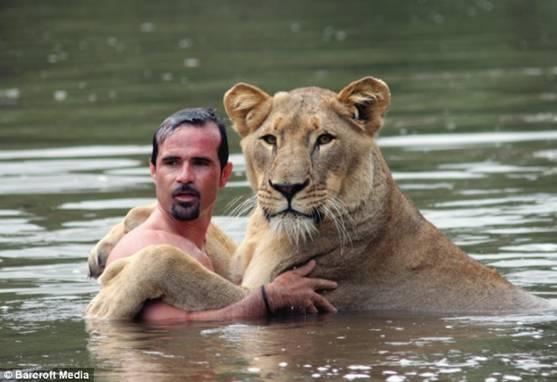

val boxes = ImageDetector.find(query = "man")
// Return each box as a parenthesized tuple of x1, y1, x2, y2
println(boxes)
(105, 107, 337, 321)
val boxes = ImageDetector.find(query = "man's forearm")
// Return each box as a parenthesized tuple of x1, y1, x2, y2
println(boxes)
(187, 289, 266, 321)
(139, 290, 266, 322)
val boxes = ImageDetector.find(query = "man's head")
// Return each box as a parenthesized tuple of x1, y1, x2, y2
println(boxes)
(150, 108, 233, 222)
(151, 107, 229, 171)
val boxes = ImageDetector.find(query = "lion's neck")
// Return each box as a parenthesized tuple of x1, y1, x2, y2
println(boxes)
(344, 145, 394, 244)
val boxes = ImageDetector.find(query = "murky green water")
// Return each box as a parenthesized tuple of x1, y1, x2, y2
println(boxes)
(1, 0, 556, 380)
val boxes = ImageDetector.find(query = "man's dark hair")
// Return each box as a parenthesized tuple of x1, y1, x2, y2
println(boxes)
(151, 107, 229, 170)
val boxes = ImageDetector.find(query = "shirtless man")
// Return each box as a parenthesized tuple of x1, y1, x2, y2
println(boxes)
(104, 108, 337, 321)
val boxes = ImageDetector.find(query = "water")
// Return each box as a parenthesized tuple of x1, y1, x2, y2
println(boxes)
(1, 0, 557, 380)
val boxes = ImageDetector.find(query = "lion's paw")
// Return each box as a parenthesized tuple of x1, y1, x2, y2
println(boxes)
(87, 223, 125, 279)
(86, 257, 158, 319)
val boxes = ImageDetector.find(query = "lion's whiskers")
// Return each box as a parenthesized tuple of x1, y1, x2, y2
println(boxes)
(225, 195, 257, 217)
(269, 215, 317, 248)
(265, 194, 353, 251)
(322, 196, 353, 253)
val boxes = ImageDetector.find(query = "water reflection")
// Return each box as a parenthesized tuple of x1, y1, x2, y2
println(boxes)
(86, 312, 557, 381)
(378, 130, 557, 150)
(0, 146, 150, 160)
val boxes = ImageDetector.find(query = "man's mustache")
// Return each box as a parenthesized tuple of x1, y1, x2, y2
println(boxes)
(172, 184, 200, 198)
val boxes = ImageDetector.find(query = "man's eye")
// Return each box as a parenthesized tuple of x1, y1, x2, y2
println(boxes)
(260, 134, 277, 145)
(193, 159, 211, 166)
(162, 158, 179, 166)
(317, 133, 335, 145)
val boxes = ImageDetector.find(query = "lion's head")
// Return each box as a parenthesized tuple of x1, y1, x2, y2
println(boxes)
(224, 77, 391, 246)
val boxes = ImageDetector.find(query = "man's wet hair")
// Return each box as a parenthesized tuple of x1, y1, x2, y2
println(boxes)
(151, 107, 229, 170)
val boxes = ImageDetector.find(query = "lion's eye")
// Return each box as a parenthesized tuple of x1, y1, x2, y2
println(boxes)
(261, 134, 277, 145)
(317, 133, 335, 146)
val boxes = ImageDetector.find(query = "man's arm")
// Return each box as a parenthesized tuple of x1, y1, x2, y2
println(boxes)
(139, 260, 337, 322)
(87, 244, 337, 321)
(87, 244, 248, 319)
(101, 230, 225, 318)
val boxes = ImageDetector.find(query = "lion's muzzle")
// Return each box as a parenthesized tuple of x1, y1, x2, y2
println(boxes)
(269, 179, 309, 202)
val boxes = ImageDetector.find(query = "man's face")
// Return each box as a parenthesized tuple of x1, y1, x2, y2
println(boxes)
(150, 123, 231, 222)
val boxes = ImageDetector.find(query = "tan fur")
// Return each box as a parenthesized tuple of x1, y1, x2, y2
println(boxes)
(87, 76, 550, 319)
(87, 207, 247, 319)
(87, 244, 247, 318)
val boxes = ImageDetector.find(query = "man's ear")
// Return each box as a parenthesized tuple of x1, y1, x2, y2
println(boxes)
(219, 162, 233, 188)
(337, 76, 391, 136)
(149, 162, 156, 181)
(223, 83, 272, 138)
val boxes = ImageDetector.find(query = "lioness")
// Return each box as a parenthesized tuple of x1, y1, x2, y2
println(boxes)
(87, 76, 550, 318)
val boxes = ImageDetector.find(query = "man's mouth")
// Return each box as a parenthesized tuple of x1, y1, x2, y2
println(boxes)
(172, 185, 200, 201)
(174, 193, 198, 202)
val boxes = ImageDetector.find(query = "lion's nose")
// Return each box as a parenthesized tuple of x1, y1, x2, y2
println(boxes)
(269, 179, 309, 201)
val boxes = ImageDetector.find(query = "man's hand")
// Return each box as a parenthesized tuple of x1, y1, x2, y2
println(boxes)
(265, 260, 337, 314)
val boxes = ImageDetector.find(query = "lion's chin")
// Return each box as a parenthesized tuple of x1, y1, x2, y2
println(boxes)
(268, 213, 318, 247)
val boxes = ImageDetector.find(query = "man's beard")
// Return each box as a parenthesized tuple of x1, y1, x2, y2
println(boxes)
(171, 184, 201, 221)
(171, 201, 200, 221)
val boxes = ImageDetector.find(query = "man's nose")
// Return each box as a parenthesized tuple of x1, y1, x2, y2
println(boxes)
(176, 162, 195, 183)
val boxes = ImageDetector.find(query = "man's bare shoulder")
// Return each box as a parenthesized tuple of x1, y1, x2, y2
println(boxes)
(106, 224, 208, 268)
(106, 227, 168, 265)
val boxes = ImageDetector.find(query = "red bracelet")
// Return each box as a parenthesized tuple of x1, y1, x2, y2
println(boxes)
(260, 285, 272, 314)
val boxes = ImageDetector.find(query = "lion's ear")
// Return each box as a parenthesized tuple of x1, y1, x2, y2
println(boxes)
(224, 83, 272, 137)
(337, 76, 391, 136)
